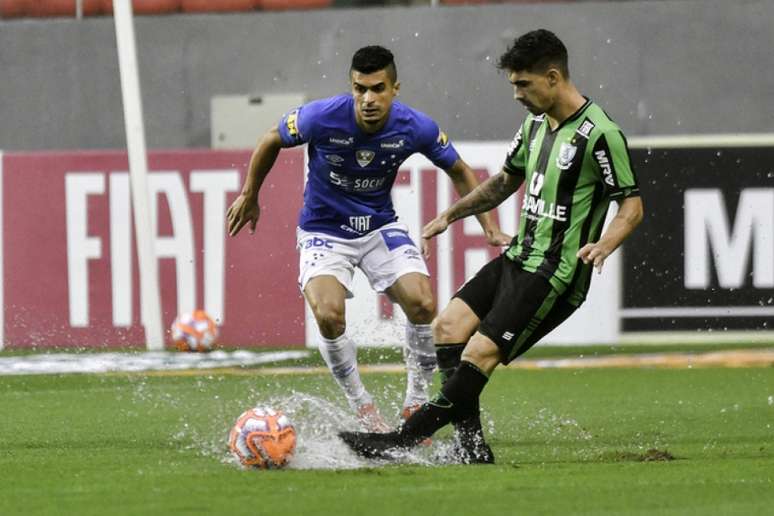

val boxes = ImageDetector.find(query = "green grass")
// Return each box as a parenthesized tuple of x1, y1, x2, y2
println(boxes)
(1, 365, 773, 515)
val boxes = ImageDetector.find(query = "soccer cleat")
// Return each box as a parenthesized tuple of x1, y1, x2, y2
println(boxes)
(400, 404, 432, 446)
(356, 403, 391, 433)
(453, 420, 495, 464)
(453, 438, 495, 464)
(338, 430, 412, 460)
(399, 404, 420, 421)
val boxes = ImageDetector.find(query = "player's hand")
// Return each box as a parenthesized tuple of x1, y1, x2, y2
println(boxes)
(485, 227, 512, 247)
(576, 241, 612, 274)
(421, 215, 450, 258)
(227, 193, 260, 236)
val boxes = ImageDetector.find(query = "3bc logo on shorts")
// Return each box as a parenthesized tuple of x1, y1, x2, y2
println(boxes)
(303, 237, 334, 250)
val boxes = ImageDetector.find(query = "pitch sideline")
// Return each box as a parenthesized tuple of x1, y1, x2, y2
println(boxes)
(135, 348, 774, 377)
(1, 348, 772, 377)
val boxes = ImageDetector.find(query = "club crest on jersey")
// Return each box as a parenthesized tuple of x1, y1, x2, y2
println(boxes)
(356, 149, 375, 167)
(556, 142, 577, 170)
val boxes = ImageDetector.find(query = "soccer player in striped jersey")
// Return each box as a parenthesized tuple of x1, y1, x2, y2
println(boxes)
(339, 29, 643, 462)
(227, 46, 509, 432)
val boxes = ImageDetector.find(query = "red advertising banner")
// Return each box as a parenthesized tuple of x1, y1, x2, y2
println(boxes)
(1, 149, 305, 348)
(1, 143, 622, 349)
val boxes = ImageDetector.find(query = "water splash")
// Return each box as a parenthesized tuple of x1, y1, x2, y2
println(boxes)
(172, 388, 470, 470)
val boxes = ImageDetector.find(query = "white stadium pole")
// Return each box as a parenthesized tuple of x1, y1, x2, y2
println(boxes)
(113, 0, 165, 350)
(0, 150, 4, 350)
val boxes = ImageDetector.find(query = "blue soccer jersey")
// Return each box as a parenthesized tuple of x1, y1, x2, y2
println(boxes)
(277, 94, 460, 238)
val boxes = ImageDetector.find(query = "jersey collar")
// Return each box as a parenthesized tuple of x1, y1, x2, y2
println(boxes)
(548, 96, 592, 134)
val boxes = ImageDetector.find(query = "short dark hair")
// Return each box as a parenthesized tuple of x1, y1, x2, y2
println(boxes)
(350, 45, 397, 83)
(497, 29, 569, 78)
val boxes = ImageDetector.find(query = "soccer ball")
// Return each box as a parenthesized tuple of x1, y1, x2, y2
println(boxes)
(170, 310, 218, 352)
(228, 407, 297, 469)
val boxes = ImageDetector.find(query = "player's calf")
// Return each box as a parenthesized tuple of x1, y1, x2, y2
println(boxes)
(403, 322, 436, 408)
(317, 332, 377, 416)
(436, 342, 494, 461)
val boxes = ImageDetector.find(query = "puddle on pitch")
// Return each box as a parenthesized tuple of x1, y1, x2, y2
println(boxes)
(237, 392, 465, 470)
(171, 389, 468, 470)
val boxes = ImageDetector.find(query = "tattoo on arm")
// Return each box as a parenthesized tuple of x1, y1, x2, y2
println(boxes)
(447, 172, 520, 223)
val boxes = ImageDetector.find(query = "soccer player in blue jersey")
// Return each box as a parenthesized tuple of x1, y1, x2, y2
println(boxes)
(227, 46, 509, 431)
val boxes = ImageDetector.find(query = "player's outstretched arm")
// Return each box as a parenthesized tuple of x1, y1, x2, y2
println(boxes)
(421, 170, 521, 257)
(227, 126, 283, 236)
(444, 160, 512, 246)
(576, 195, 644, 273)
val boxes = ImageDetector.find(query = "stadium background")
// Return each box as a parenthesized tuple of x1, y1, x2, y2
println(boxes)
(2, 0, 773, 149)
(1, 0, 772, 349)
(1, 3, 773, 515)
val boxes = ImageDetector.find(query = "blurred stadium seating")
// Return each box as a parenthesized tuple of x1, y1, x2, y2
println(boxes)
(0, 0, 564, 18)
(0, 0, 331, 16)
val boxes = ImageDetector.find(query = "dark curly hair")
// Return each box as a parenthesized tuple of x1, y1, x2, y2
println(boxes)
(498, 29, 569, 78)
(351, 45, 397, 83)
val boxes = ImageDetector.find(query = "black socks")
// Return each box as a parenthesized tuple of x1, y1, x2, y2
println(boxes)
(436, 343, 488, 433)
(400, 360, 489, 441)
(441, 360, 489, 421)
(436, 343, 466, 383)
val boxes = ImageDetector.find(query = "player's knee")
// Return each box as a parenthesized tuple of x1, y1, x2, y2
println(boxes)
(432, 310, 460, 343)
(313, 302, 346, 339)
(461, 334, 501, 374)
(404, 295, 435, 324)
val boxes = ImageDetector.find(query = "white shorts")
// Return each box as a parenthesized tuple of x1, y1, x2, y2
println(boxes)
(296, 222, 429, 297)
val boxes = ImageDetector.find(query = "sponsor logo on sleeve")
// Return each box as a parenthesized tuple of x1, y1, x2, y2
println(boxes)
(285, 109, 299, 137)
(437, 130, 449, 148)
(507, 127, 523, 157)
(594, 149, 616, 186)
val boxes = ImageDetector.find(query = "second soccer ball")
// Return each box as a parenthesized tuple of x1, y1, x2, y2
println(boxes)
(170, 310, 219, 352)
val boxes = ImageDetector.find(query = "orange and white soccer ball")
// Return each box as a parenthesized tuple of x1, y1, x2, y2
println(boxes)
(170, 310, 218, 352)
(228, 407, 297, 469)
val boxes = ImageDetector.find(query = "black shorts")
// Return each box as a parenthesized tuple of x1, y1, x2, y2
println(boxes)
(454, 254, 578, 364)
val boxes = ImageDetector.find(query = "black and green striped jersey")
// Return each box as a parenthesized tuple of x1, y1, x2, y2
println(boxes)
(502, 98, 639, 306)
